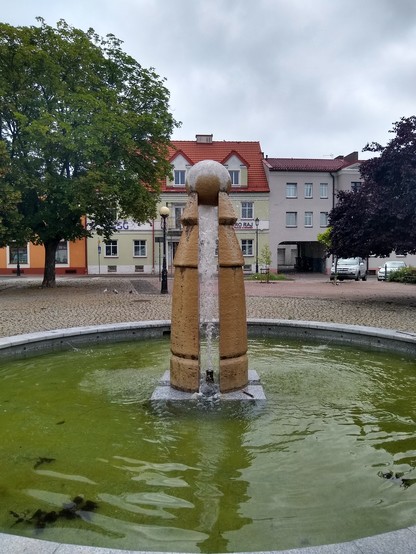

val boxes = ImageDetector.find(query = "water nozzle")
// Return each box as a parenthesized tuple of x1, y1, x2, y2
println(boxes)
(206, 370, 214, 383)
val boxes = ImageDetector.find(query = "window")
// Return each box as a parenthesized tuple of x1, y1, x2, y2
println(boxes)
(173, 205, 185, 229)
(133, 240, 146, 257)
(241, 239, 253, 256)
(304, 183, 313, 198)
(319, 183, 328, 198)
(286, 183, 297, 198)
(241, 201, 253, 219)
(229, 170, 240, 186)
(320, 212, 329, 227)
(351, 181, 362, 192)
(286, 212, 297, 227)
(9, 244, 28, 264)
(304, 211, 313, 227)
(105, 240, 118, 257)
(174, 170, 186, 186)
(55, 241, 68, 264)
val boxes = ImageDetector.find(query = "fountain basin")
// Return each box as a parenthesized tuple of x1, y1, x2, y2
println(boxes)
(1, 319, 415, 359)
(1, 320, 416, 554)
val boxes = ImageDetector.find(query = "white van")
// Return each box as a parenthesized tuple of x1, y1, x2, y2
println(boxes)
(330, 257, 367, 281)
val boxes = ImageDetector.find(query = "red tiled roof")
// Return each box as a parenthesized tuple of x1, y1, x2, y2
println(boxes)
(164, 140, 269, 192)
(264, 156, 361, 172)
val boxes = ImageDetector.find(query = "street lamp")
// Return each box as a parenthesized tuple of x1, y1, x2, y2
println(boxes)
(11, 240, 21, 277)
(255, 217, 260, 274)
(16, 245, 21, 277)
(97, 240, 101, 275)
(160, 205, 170, 294)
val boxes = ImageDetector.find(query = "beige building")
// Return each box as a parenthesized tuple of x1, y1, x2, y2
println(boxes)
(87, 135, 270, 276)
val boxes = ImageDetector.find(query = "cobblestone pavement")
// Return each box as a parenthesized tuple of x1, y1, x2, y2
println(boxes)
(0, 273, 415, 337)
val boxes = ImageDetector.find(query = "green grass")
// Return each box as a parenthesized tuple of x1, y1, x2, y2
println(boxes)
(246, 272, 288, 282)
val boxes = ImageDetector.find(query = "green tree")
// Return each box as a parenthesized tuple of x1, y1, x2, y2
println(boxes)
(317, 227, 332, 254)
(0, 140, 27, 246)
(259, 244, 272, 267)
(329, 117, 416, 258)
(0, 19, 179, 286)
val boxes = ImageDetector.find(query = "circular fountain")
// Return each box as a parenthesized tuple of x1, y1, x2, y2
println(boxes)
(1, 161, 415, 553)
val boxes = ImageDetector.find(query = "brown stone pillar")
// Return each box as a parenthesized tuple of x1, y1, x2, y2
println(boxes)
(170, 193, 200, 392)
(218, 192, 248, 392)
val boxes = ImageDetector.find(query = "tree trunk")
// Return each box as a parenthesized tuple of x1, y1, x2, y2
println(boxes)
(42, 240, 59, 288)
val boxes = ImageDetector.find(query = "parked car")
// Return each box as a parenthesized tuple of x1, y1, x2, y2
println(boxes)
(377, 260, 407, 281)
(330, 257, 367, 281)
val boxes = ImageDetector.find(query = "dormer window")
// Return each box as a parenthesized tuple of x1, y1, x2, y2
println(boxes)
(174, 170, 186, 186)
(223, 155, 247, 187)
(229, 170, 240, 186)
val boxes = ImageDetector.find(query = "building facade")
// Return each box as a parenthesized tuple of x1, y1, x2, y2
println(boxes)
(265, 152, 416, 273)
(0, 239, 87, 275)
(87, 135, 270, 276)
(3, 141, 413, 277)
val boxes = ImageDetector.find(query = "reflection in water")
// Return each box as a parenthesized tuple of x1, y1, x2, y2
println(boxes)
(153, 405, 253, 552)
(0, 338, 416, 551)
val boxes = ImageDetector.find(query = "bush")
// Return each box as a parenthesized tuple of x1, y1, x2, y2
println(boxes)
(388, 266, 416, 284)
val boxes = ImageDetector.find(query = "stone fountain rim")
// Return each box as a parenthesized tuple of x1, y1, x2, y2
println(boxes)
(1, 319, 416, 554)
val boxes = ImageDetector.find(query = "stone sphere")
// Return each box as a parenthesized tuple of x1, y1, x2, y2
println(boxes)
(186, 160, 231, 205)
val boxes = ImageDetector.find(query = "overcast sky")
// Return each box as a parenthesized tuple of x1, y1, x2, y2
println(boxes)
(2, 0, 415, 159)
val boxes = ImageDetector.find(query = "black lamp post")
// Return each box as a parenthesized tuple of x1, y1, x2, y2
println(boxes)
(160, 206, 170, 294)
(11, 241, 21, 276)
(16, 245, 21, 277)
(255, 217, 260, 274)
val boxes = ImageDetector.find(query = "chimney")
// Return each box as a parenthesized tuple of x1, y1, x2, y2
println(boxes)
(195, 134, 213, 144)
(345, 151, 359, 162)
(336, 151, 359, 162)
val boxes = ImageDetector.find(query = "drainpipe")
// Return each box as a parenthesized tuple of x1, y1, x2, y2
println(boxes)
(152, 219, 155, 274)
(330, 172, 336, 271)
(330, 172, 336, 211)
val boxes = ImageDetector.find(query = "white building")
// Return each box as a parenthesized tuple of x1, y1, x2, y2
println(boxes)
(264, 152, 416, 274)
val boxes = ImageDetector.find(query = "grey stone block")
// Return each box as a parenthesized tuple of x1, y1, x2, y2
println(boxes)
(150, 369, 266, 401)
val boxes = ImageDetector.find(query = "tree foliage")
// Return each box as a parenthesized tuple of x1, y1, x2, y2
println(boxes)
(259, 244, 272, 267)
(329, 116, 416, 258)
(0, 19, 179, 286)
(0, 140, 27, 245)
(317, 227, 332, 254)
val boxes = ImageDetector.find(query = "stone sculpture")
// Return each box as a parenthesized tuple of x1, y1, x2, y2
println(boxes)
(170, 160, 248, 393)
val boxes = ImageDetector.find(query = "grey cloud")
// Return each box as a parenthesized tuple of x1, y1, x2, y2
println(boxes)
(1, 0, 415, 157)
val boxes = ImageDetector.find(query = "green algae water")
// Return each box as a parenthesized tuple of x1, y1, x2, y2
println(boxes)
(1, 337, 416, 552)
